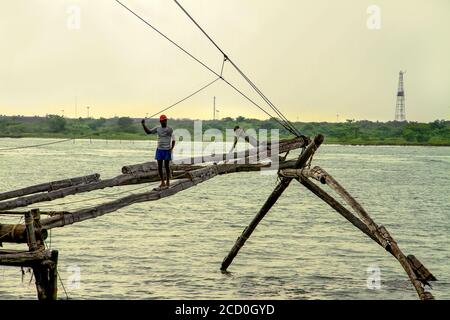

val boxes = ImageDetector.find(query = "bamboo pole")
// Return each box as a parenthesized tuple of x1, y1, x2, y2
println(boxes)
(48, 250, 59, 300)
(0, 161, 290, 215)
(0, 250, 52, 267)
(122, 136, 307, 174)
(285, 168, 437, 284)
(41, 166, 220, 230)
(0, 163, 292, 240)
(281, 166, 390, 248)
(297, 178, 434, 300)
(0, 172, 156, 211)
(0, 174, 100, 201)
(298, 177, 380, 244)
(220, 134, 324, 271)
(377, 226, 434, 300)
(0, 210, 70, 216)
(25, 211, 38, 251)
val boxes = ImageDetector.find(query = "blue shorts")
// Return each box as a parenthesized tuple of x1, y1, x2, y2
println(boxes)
(155, 148, 172, 161)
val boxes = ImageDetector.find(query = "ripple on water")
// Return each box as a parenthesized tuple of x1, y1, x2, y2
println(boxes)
(0, 140, 449, 299)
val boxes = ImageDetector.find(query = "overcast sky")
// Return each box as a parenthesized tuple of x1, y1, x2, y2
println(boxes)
(1, 0, 449, 122)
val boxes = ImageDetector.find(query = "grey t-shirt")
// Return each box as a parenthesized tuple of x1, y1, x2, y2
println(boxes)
(149, 126, 174, 150)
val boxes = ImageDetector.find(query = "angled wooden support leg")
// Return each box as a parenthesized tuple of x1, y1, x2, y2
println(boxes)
(298, 177, 380, 244)
(220, 178, 292, 271)
(283, 167, 437, 283)
(220, 134, 324, 271)
(378, 226, 434, 300)
(297, 178, 434, 300)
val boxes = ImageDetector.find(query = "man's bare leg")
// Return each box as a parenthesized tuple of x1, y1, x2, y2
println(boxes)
(164, 160, 171, 187)
(157, 160, 166, 188)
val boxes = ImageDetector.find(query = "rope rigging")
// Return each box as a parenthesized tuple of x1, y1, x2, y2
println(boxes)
(0, 77, 219, 151)
(172, 0, 302, 137)
(0, 1, 302, 151)
(114, 0, 300, 137)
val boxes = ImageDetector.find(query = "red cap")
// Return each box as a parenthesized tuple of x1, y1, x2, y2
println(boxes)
(159, 114, 167, 122)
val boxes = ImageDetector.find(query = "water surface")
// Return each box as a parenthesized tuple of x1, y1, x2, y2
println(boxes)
(0, 138, 448, 300)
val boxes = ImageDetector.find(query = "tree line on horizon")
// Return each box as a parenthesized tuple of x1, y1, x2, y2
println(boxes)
(0, 115, 449, 145)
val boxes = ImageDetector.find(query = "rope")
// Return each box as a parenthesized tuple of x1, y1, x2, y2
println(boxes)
(0, 216, 22, 242)
(172, 0, 302, 137)
(147, 77, 220, 119)
(0, 77, 219, 152)
(42, 238, 69, 299)
(57, 270, 69, 299)
(114, 0, 298, 136)
(0, 137, 80, 151)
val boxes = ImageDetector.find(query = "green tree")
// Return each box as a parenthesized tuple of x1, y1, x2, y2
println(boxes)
(46, 115, 66, 133)
(117, 117, 135, 133)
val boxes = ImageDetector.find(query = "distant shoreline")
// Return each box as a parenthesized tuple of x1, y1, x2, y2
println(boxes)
(1, 116, 449, 147)
(1, 135, 448, 147)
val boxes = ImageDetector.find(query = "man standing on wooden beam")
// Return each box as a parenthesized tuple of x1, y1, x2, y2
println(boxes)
(141, 115, 175, 190)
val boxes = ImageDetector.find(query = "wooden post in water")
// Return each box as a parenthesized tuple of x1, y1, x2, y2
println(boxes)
(25, 210, 46, 300)
(25, 211, 38, 251)
(296, 177, 435, 300)
(24, 209, 57, 300)
(48, 250, 59, 300)
(221, 134, 323, 271)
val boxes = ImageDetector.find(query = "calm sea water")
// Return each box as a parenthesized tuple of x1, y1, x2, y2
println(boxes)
(0, 138, 449, 300)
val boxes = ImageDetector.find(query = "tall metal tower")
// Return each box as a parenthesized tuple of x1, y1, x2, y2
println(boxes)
(395, 71, 406, 121)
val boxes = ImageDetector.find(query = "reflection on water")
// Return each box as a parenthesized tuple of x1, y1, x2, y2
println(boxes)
(0, 138, 449, 299)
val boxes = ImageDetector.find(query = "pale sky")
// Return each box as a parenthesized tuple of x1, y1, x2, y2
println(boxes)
(1, 0, 449, 122)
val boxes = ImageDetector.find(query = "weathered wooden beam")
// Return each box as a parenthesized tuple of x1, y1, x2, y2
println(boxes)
(48, 250, 59, 300)
(122, 136, 308, 174)
(25, 211, 38, 251)
(0, 249, 52, 267)
(41, 166, 220, 230)
(220, 134, 324, 271)
(0, 172, 156, 211)
(286, 167, 437, 285)
(281, 166, 390, 248)
(378, 226, 434, 300)
(0, 163, 289, 241)
(407, 255, 437, 284)
(0, 222, 48, 243)
(0, 210, 71, 215)
(298, 177, 380, 244)
(297, 178, 434, 300)
(0, 174, 100, 201)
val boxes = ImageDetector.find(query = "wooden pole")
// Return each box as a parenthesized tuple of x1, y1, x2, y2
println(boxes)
(0, 250, 52, 267)
(281, 166, 391, 248)
(0, 172, 156, 211)
(220, 178, 292, 271)
(48, 250, 59, 300)
(40, 168, 219, 229)
(0, 163, 294, 240)
(0, 174, 100, 201)
(23, 210, 47, 300)
(298, 177, 380, 244)
(284, 167, 437, 279)
(297, 178, 434, 300)
(122, 136, 308, 173)
(24, 211, 38, 251)
(378, 226, 434, 300)
(221, 134, 324, 271)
